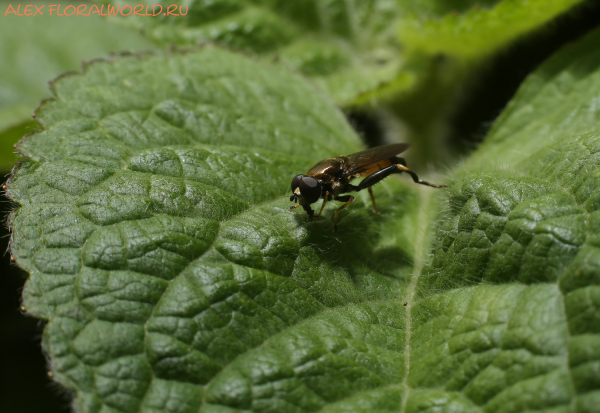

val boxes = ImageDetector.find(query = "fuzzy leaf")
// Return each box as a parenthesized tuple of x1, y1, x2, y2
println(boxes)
(8, 48, 424, 412)
(418, 27, 600, 413)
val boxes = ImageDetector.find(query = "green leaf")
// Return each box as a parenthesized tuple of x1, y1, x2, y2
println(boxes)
(419, 27, 600, 412)
(100, 0, 408, 105)
(399, 0, 586, 59)
(8, 27, 600, 412)
(8, 48, 425, 412)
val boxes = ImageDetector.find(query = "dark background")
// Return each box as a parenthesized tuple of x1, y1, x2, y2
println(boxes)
(2, 2, 600, 412)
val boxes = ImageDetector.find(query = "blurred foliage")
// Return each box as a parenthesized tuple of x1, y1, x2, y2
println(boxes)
(0, 3, 157, 169)
(400, 0, 585, 58)
(0, 3, 156, 111)
(0, 120, 39, 170)
(98, 0, 587, 109)
(101, 0, 409, 105)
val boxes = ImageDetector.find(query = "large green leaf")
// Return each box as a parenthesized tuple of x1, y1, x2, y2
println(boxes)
(418, 27, 600, 412)
(8, 48, 425, 412)
(8, 26, 600, 413)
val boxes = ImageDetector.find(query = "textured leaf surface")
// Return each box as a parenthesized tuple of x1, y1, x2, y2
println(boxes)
(418, 27, 600, 413)
(100, 0, 408, 105)
(8, 48, 424, 412)
(8, 28, 600, 413)
(399, 0, 586, 58)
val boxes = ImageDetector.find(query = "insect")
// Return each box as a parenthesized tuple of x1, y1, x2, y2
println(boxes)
(289, 143, 447, 231)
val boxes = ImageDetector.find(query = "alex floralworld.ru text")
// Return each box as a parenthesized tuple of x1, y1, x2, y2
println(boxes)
(5, 4, 188, 16)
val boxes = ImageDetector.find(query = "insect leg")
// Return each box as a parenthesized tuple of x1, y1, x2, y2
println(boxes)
(358, 163, 447, 190)
(316, 192, 329, 218)
(358, 164, 400, 190)
(368, 187, 380, 215)
(333, 195, 355, 232)
(395, 164, 447, 188)
(302, 204, 315, 221)
(289, 204, 300, 211)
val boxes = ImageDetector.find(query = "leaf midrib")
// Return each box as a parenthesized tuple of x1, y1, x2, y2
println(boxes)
(399, 186, 434, 413)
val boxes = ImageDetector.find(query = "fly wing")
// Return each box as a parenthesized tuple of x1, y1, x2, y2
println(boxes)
(341, 143, 410, 177)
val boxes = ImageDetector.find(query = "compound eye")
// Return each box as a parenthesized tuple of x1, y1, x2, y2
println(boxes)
(298, 176, 321, 204)
(291, 174, 304, 191)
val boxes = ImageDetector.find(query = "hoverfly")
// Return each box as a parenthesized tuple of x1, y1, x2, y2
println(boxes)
(289, 143, 446, 231)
